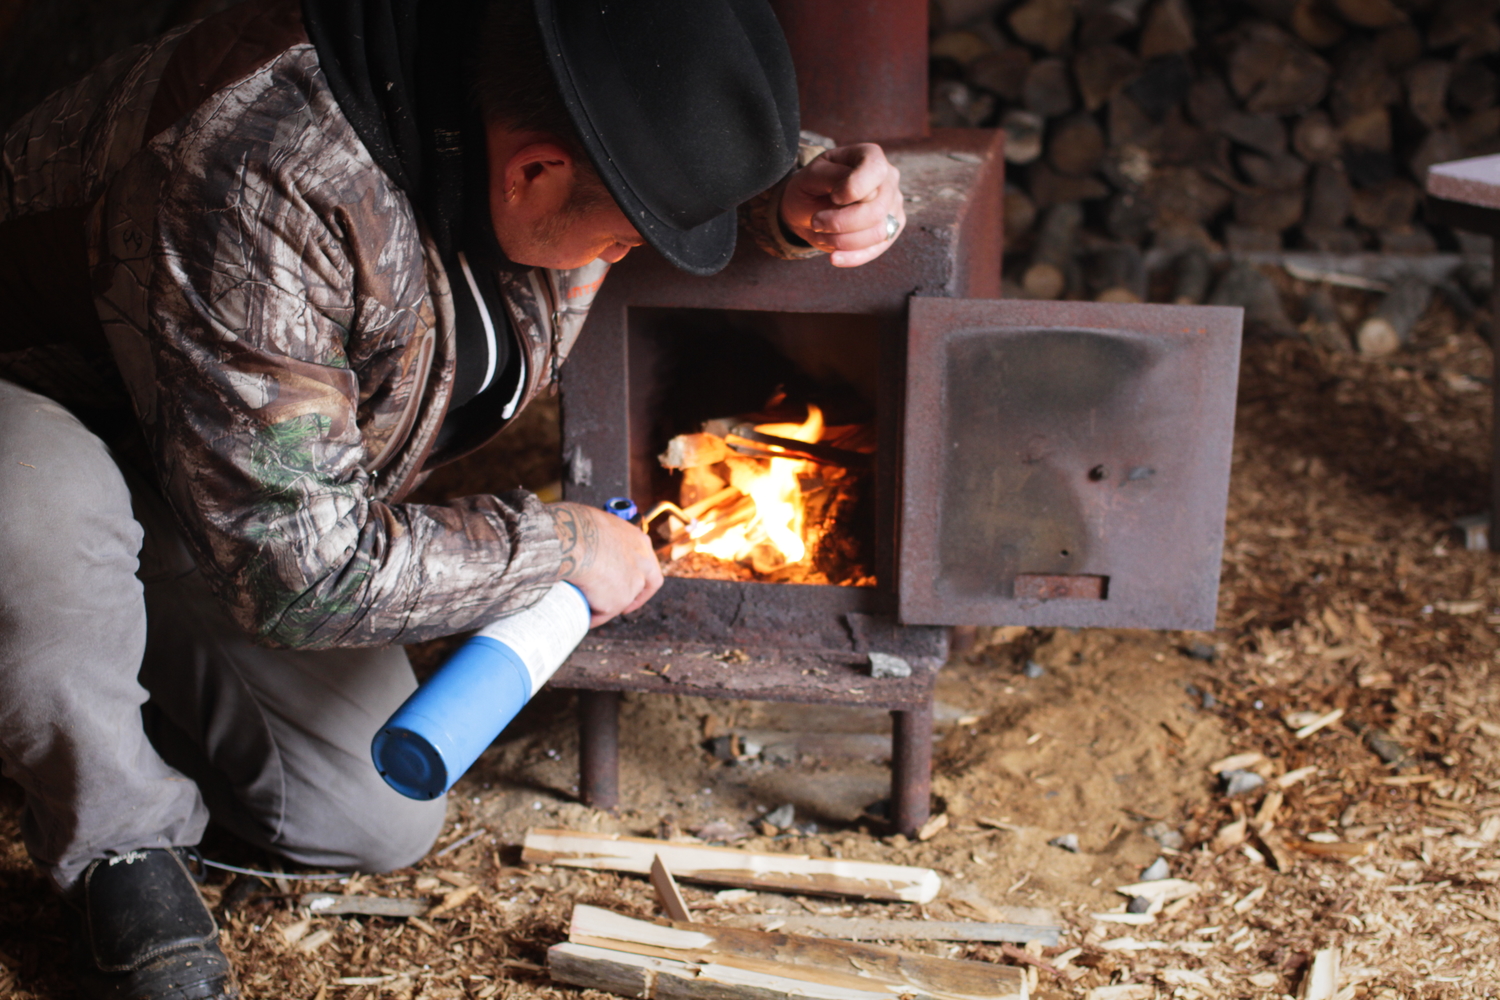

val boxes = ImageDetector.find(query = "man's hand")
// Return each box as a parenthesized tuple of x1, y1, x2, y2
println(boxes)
(550, 502, 663, 627)
(779, 143, 904, 268)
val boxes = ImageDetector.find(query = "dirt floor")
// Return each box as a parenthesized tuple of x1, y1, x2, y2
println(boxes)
(3, 276, 1499, 998)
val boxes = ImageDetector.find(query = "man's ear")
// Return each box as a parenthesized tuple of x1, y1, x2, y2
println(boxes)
(498, 140, 575, 215)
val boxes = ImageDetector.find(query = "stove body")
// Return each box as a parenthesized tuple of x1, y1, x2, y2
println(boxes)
(547, 1, 1243, 834)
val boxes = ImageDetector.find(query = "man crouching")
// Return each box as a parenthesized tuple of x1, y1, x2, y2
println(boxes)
(0, 0, 903, 996)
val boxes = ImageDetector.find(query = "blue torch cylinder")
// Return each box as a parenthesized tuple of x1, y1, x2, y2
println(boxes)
(371, 498, 638, 800)
(372, 581, 590, 799)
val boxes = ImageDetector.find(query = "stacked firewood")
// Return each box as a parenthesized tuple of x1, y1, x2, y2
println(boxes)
(930, 0, 1500, 302)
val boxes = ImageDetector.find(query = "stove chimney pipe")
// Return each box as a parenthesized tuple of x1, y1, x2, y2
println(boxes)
(768, 0, 931, 144)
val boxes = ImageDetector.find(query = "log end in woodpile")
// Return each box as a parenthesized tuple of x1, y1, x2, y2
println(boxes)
(1356, 275, 1435, 356)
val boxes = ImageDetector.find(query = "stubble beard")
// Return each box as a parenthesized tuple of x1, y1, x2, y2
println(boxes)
(534, 170, 618, 252)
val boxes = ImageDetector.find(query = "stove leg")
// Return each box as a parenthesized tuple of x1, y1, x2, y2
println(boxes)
(577, 690, 621, 809)
(890, 700, 933, 838)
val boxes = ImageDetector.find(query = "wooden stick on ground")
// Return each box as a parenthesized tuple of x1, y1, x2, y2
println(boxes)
(522, 828, 941, 903)
(551, 943, 906, 1000)
(1300, 946, 1341, 1000)
(551, 905, 1026, 1000)
(998, 943, 1060, 976)
(298, 894, 430, 918)
(649, 854, 691, 923)
(733, 914, 1060, 947)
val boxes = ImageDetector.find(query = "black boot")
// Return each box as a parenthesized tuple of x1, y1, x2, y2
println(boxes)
(70, 848, 238, 1000)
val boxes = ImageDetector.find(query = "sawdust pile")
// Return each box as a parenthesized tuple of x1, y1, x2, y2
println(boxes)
(2, 279, 1498, 999)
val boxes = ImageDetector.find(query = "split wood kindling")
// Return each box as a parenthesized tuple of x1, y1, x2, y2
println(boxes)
(733, 915, 1059, 947)
(522, 828, 942, 903)
(549, 904, 1029, 1000)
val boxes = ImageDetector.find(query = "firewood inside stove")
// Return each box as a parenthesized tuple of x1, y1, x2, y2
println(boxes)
(654, 406, 875, 587)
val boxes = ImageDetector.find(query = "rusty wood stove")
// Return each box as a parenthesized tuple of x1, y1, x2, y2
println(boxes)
(547, 0, 1244, 837)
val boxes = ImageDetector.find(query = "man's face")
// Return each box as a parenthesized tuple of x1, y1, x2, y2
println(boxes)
(486, 129, 642, 270)
(515, 187, 643, 269)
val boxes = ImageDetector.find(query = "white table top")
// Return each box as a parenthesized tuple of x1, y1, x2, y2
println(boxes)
(1427, 154, 1500, 211)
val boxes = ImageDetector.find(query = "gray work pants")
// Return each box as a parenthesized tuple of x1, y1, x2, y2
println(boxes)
(0, 379, 445, 893)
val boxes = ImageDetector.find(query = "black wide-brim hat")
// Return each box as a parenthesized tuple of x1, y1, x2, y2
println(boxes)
(534, 0, 801, 276)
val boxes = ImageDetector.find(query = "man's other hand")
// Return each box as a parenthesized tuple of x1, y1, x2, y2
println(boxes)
(779, 143, 904, 268)
(549, 502, 663, 626)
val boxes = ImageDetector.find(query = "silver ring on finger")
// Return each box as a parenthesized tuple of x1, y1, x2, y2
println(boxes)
(884, 213, 900, 241)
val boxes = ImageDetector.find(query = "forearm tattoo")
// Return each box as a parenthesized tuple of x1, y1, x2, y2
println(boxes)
(553, 505, 599, 579)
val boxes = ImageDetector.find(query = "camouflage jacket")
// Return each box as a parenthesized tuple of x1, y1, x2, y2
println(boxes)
(0, 0, 814, 649)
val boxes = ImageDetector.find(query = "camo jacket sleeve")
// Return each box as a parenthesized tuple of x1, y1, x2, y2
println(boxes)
(738, 131, 833, 261)
(95, 43, 563, 649)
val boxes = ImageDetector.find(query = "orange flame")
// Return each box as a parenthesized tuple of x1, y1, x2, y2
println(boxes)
(674, 405, 824, 572)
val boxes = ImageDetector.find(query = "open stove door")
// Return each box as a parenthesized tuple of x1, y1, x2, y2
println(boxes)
(898, 297, 1243, 630)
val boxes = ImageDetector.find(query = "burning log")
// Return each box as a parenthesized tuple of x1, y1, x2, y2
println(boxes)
(653, 403, 875, 586)
(658, 432, 729, 470)
(642, 487, 743, 540)
(664, 494, 757, 551)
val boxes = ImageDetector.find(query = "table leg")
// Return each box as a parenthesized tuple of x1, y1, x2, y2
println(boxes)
(578, 690, 621, 809)
(890, 701, 933, 838)
(1492, 241, 1499, 551)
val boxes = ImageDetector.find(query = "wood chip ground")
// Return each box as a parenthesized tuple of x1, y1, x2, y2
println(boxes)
(2, 296, 1498, 1000)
